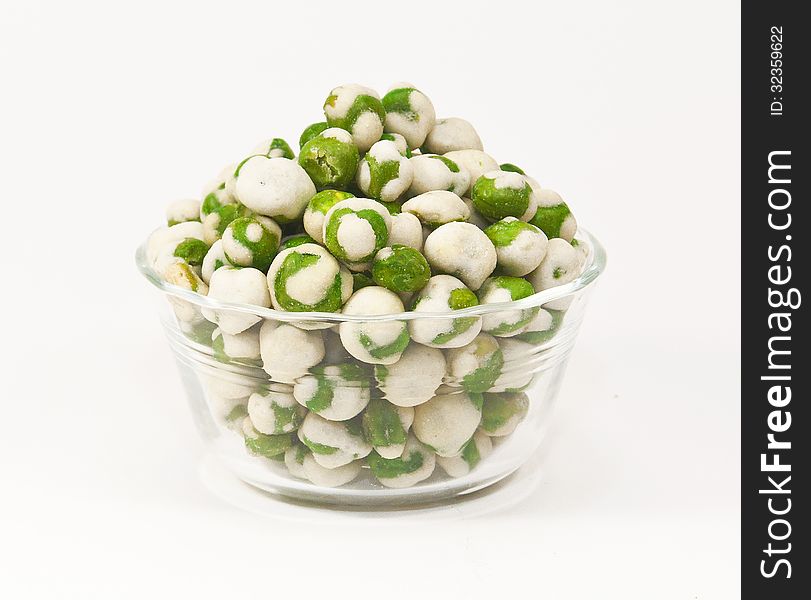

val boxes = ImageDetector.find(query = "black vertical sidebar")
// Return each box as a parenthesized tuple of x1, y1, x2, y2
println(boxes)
(742, 2, 807, 599)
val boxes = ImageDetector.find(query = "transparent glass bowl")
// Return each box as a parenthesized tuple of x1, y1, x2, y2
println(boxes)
(136, 229, 606, 507)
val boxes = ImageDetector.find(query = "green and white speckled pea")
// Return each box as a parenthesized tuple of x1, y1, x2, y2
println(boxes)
(446, 333, 504, 393)
(202, 266, 271, 334)
(413, 391, 483, 457)
(293, 362, 370, 422)
(166, 198, 201, 226)
(322, 198, 392, 270)
(170, 237, 209, 267)
(401, 190, 470, 228)
(371, 245, 431, 294)
(247, 389, 306, 435)
(375, 344, 446, 407)
(201, 240, 232, 284)
(381, 84, 436, 150)
(250, 137, 295, 159)
(267, 243, 353, 312)
(423, 222, 497, 291)
(161, 258, 208, 296)
(221, 215, 281, 272)
(423, 117, 483, 154)
(299, 122, 329, 150)
(303, 189, 354, 244)
(323, 83, 385, 152)
(338, 286, 410, 365)
(211, 326, 261, 363)
(362, 399, 415, 459)
(259, 321, 325, 384)
(515, 308, 566, 344)
(297, 412, 372, 469)
(407, 154, 470, 197)
(408, 275, 482, 349)
(356, 139, 414, 202)
(479, 392, 529, 436)
(367, 434, 435, 488)
(147, 221, 206, 268)
(489, 339, 535, 392)
(379, 132, 410, 156)
(526, 238, 583, 310)
(443, 150, 499, 196)
(242, 418, 295, 458)
(528, 187, 578, 242)
(477, 276, 538, 337)
(202, 202, 251, 245)
(298, 128, 360, 190)
(436, 429, 492, 477)
(484, 217, 548, 276)
(471, 170, 535, 221)
(233, 155, 316, 222)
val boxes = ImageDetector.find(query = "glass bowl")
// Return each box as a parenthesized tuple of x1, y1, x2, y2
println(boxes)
(136, 229, 606, 507)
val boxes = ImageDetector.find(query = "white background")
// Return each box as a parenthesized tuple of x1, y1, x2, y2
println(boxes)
(0, 1, 740, 598)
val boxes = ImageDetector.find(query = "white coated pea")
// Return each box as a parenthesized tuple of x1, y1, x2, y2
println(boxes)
(480, 392, 529, 436)
(323, 84, 385, 153)
(339, 286, 409, 364)
(212, 326, 261, 361)
(401, 190, 470, 228)
(484, 217, 548, 276)
(407, 154, 469, 197)
(267, 243, 353, 312)
(408, 275, 482, 349)
(446, 333, 504, 394)
(423, 222, 497, 290)
(202, 266, 271, 334)
(413, 392, 482, 457)
(201, 240, 232, 284)
(248, 389, 306, 435)
(526, 238, 583, 311)
(293, 363, 370, 421)
(368, 434, 436, 488)
(259, 320, 325, 384)
(298, 412, 372, 469)
(303, 454, 363, 487)
(284, 444, 309, 479)
(147, 221, 206, 268)
(423, 117, 483, 154)
(443, 150, 499, 195)
(166, 198, 201, 226)
(488, 339, 535, 392)
(381, 84, 436, 149)
(375, 344, 446, 407)
(388, 212, 424, 251)
(234, 156, 316, 221)
(436, 429, 493, 477)
(322, 198, 392, 269)
(356, 139, 414, 202)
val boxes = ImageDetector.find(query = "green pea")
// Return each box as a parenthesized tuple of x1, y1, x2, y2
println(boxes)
(280, 233, 317, 250)
(298, 136, 360, 189)
(372, 245, 431, 293)
(471, 174, 531, 221)
(299, 122, 329, 149)
(484, 218, 538, 248)
(367, 447, 425, 479)
(245, 431, 294, 458)
(223, 216, 279, 272)
(173, 238, 209, 266)
(308, 189, 354, 215)
(362, 398, 407, 449)
(529, 202, 573, 239)
(480, 393, 529, 435)
(324, 206, 389, 264)
(352, 272, 375, 291)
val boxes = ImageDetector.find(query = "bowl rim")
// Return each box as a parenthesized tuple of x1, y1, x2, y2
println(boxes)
(136, 227, 606, 323)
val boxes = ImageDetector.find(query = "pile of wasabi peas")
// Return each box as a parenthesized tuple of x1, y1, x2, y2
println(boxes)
(147, 83, 588, 488)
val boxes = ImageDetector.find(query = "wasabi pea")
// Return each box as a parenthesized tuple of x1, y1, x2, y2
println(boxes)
(160, 258, 209, 323)
(480, 392, 529, 436)
(171, 237, 209, 267)
(323, 198, 391, 269)
(526, 238, 583, 311)
(259, 321, 325, 384)
(484, 217, 548, 276)
(388, 212, 424, 251)
(202, 202, 251, 245)
(352, 272, 375, 292)
(436, 429, 492, 477)
(166, 198, 201, 226)
(203, 372, 256, 404)
(267, 243, 353, 312)
(284, 443, 309, 479)
(299, 121, 329, 149)
(248, 389, 306, 435)
(375, 344, 446, 407)
(297, 412, 372, 469)
(280, 233, 317, 250)
(368, 434, 435, 488)
(323, 84, 385, 152)
(499, 163, 525, 174)
(362, 398, 415, 459)
(242, 418, 294, 458)
(293, 363, 370, 421)
(302, 189, 354, 244)
(212, 326, 261, 362)
(401, 190, 470, 228)
(379, 132, 410, 156)
(298, 128, 360, 190)
(443, 150, 499, 195)
(371, 245, 431, 294)
(413, 391, 483, 457)
(303, 453, 363, 487)
(250, 137, 295, 159)
(515, 308, 565, 344)
(234, 156, 316, 222)
(478, 276, 538, 337)
(147, 221, 206, 267)
(446, 333, 504, 393)
(489, 339, 535, 392)
(202, 266, 270, 334)
(471, 170, 534, 221)
(423, 117, 483, 154)
(423, 222, 497, 291)
(407, 154, 470, 197)
(356, 139, 414, 202)
(528, 188, 578, 242)
(462, 197, 490, 229)
(408, 275, 482, 349)
(221, 215, 281, 272)
(201, 240, 232, 284)
(381, 84, 436, 150)
(339, 287, 409, 365)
